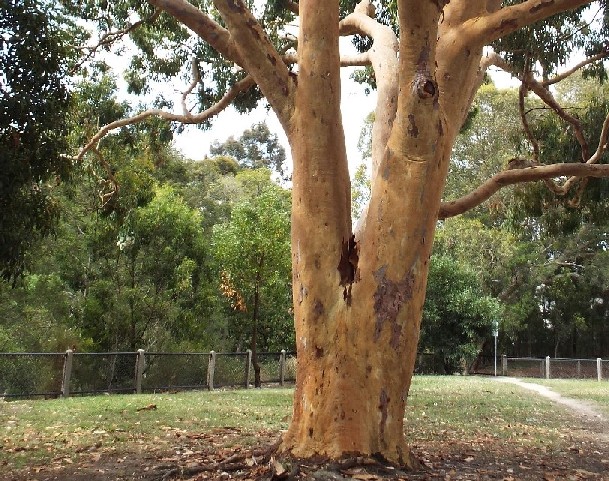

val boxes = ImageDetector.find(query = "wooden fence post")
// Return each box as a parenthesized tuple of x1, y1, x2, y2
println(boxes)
(245, 350, 252, 388)
(501, 355, 507, 376)
(61, 349, 73, 398)
(279, 350, 286, 386)
(207, 351, 216, 390)
(598, 358, 602, 382)
(545, 356, 551, 379)
(135, 349, 145, 394)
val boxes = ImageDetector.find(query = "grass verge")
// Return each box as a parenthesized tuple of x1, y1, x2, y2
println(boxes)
(0, 376, 596, 472)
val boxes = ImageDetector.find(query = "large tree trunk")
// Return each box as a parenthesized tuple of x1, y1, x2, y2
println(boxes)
(277, 0, 469, 467)
(278, 0, 468, 468)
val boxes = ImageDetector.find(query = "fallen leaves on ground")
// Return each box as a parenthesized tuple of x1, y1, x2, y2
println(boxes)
(4, 421, 609, 480)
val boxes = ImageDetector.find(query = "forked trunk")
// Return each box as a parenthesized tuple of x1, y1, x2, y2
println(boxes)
(278, 0, 462, 467)
(281, 133, 452, 465)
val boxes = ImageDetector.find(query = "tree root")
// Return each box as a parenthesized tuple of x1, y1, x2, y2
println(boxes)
(155, 443, 422, 480)
(269, 454, 422, 480)
(155, 439, 281, 480)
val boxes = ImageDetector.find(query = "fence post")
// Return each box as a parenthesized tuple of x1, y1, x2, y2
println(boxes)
(207, 351, 216, 390)
(61, 349, 73, 398)
(545, 356, 551, 379)
(135, 349, 145, 394)
(501, 355, 507, 376)
(245, 350, 252, 388)
(576, 360, 581, 379)
(279, 350, 286, 386)
(598, 358, 602, 382)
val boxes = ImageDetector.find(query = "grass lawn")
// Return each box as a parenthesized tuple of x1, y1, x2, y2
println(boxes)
(1, 376, 608, 480)
(1, 389, 293, 469)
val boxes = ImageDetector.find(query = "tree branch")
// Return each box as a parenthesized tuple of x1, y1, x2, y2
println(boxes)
(71, 8, 162, 74)
(147, 0, 243, 65)
(484, 51, 606, 198)
(212, 0, 295, 132)
(340, 0, 399, 181)
(543, 49, 609, 86)
(282, 0, 299, 15)
(77, 75, 256, 162)
(439, 162, 609, 219)
(518, 80, 540, 162)
(282, 52, 371, 67)
(464, 0, 595, 46)
(525, 73, 590, 161)
(181, 58, 201, 116)
(441, 109, 609, 218)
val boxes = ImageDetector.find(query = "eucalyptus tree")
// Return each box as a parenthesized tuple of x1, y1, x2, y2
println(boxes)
(421, 254, 501, 374)
(210, 122, 288, 179)
(69, 0, 609, 468)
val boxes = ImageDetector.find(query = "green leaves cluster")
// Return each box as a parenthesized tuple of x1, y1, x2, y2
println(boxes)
(421, 255, 501, 374)
(0, 0, 72, 280)
(212, 179, 293, 352)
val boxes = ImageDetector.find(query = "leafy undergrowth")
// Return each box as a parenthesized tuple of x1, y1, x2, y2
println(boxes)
(2, 377, 608, 480)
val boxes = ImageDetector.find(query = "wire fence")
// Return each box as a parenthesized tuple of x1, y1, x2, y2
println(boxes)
(2, 351, 607, 400)
(471, 355, 609, 381)
(0, 349, 295, 399)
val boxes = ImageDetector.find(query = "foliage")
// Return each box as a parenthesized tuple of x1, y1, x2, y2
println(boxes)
(0, 0, 72, 280)
(491, 2, 608, 80)
(210, 122, 288, 180)
(212, 176, 293, 353)
(421, 255, 502, 374)
(351, 163, 371, 222)
(77, 183, 213, 351)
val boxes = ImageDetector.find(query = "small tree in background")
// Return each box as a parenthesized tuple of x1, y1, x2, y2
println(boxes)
(213, 175, 292, 386)
(421, 255, 502, 374)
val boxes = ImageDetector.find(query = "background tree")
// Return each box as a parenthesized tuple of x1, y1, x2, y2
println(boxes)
(0, 0, 73, 280)
(421, 255, 502, 374)
(212, 175, 292, 386)
(210, 122, 288, 180)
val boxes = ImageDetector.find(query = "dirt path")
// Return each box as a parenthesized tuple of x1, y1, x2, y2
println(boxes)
(495, 377, 609, 440)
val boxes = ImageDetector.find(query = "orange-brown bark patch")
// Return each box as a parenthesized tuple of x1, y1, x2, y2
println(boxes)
(373, 267, 415, 347)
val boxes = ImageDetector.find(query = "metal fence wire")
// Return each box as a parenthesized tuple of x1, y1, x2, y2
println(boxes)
(2, 351, 608, 399)
(0, 349, 299, 399)
(71, 352, 138, 395)
(550, 358, 599, 379)
(214, 352, 248, 388)
(503, 356, 608, 381)
(142, 352, 210, 392)
(504, 357, 546, 378)
(0, 352, 64, 398)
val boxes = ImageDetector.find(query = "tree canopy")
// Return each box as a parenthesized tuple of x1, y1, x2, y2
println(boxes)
(0, 0, 73, 280)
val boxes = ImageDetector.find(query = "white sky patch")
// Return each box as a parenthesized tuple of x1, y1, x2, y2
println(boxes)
(172, 65, 376, 175)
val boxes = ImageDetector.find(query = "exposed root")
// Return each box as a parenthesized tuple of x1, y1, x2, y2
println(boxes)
(156, 439, 280, 480)
(267, 454, 422, 480)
